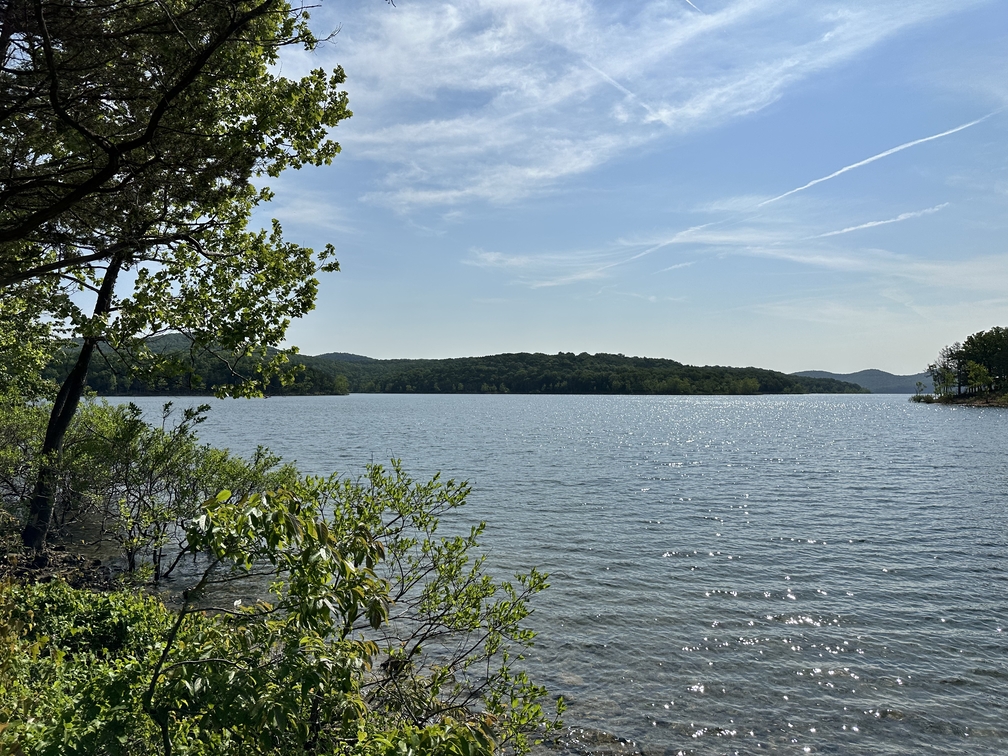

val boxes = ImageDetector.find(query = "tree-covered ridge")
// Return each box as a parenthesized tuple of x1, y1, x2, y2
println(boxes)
(44, 342, 350, 397)
(49, 346, 867, 396)
(313, 352, 866, 395)
(793, 369, 932, 394)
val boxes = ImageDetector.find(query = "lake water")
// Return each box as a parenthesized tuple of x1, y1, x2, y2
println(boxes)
(121, 394, 1008, 755)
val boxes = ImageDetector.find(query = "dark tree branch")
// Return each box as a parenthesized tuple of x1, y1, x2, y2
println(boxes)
(0, 0, 283, 244)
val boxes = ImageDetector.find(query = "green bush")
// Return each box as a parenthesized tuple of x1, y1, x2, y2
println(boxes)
(1, 396, 297, 579)
(1, 463, 560, 756)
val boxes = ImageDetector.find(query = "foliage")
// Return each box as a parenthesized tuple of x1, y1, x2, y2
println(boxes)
(0, 462, 560, 756)
(966, 361, 992, 393)
(76, 402, 298, 580)
(962, 326, 1008, 390)
(927, 342, 963, 397)
(4, 0, 353, 548)
(1, 0, 346, 256)
(926, 326, 1008, 398)
(0, 390, 48, 512)
(0, 282, 69, 400)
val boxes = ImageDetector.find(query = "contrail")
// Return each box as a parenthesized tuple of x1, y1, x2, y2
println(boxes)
(621, 223, 714, 264)
(660, 261, 694, 272)
(683, 0, 705, 13)
(759, 114, 995, 207)
(585, 62, 636, 99)
(584, 62, 659, 119)
(814, 203, 949, 238)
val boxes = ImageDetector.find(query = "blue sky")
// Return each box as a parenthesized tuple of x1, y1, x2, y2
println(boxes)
(268, 0, 1008, 374)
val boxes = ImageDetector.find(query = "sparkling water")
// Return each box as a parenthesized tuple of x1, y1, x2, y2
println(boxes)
(122, 394, 1008, 755)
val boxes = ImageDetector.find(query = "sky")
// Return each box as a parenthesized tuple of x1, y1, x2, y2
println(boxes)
(265, 0, 1008, 374)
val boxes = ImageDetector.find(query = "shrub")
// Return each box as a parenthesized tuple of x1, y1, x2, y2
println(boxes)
(0, 463, 560, 756)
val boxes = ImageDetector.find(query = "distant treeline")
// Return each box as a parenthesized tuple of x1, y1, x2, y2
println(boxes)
(48, 345, 868, 397)
(43, 344, 350, 397)
(310, 351, 865, 395)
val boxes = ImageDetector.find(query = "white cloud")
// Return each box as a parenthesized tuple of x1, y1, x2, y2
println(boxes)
(312, 0, 986, 208)
(898, 254, 1008, 293)
(464, 249, 537, 268)
(261, 185, 358, 234)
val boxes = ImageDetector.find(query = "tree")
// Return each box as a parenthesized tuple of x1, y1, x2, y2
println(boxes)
(927, 328, 1008, 399)
(942, 342, 965, 395)
(928, 342, 963, 397)
(962, 326, 1008, 392)
(1, 0, 351, 549)
(927, 362, 954, 396)
(966, 360, 992, 394)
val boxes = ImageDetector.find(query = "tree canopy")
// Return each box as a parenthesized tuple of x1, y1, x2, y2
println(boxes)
(1, 0, 348, 387)
(1, 0, 345, 273)
(1, 0, 351, 548)
(926, 326, 1008, 398)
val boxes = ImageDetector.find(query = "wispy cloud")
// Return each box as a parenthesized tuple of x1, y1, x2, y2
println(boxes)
(759, 116, 994, 206)
(897, 254, 1008, 293)
(463, 250, 537, 269)
(312, 0, 983, 209)
(813, 203, 949, 238)
(462, 232, 700, 288)
(266, 187, 358, 234)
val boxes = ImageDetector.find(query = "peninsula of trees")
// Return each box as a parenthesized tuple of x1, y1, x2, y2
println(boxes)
(918, 326, 1008, 405)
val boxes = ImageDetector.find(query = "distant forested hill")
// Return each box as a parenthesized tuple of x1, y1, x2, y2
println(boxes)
(49, 344, 868, 396)
(44, 339, 350, 396)
(794, 369, 930, 394)
(310, 352, 866, 395)
(314, 352, 375, 363)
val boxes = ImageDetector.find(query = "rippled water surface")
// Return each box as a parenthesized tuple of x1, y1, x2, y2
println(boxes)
(124, 394, 1008, 755)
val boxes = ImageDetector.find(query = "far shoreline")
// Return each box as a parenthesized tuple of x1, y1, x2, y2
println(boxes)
(911, 392, 1008, 408)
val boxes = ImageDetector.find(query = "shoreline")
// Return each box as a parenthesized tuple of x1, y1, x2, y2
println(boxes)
(911, 392, 1008, 408)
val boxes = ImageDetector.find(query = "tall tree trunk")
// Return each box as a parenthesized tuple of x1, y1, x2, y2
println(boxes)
(21, 255, 123, 550)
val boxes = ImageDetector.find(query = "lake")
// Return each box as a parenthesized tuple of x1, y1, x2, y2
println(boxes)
(121, 393, 1008, 755)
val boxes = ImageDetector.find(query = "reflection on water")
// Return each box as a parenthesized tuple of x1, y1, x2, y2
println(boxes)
(121, 394, 1008, 755)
